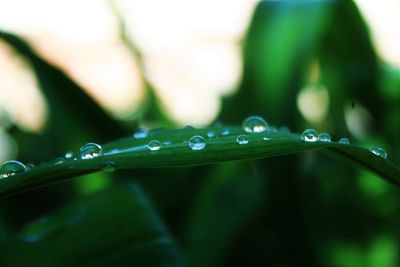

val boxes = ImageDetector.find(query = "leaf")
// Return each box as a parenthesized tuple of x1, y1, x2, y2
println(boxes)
(184, 161, 264, 267)
(0, 126, 398, 198)
(0, 183, 186, 267)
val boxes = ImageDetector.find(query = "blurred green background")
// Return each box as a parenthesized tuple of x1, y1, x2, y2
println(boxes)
(0, 0, 399, 266)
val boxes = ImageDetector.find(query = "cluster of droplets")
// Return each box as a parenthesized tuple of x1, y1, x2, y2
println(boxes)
(0, 116, 392, 180)
(302, 128, 388, 159)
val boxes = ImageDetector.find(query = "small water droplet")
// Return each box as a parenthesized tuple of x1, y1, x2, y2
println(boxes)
(318, 133, 331, 142)
(189, 135, 206, 151)
(64, 151, 74, 159)
(102, 161, 116, 173)
(207, 130, 216, 138)
(80, 143, 103, 160)
(221, 129, 230, 136)
(302, 129, 318, 142)
(263, 132, 272, 141)
(236, 135, 249, 145)
(133, 128, 148, 139)
(242, 116, 268, 133)
(53, 157, 65, 165)
(184, 125, 195, 130)
(0, 160, 27, 179)
(148, 140, 162, 151)
(369, 146, 387, 159)
(339, 137, 350, 144)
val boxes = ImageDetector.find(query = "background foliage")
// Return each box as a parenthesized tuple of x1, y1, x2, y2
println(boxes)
(1, 0, 399, 266)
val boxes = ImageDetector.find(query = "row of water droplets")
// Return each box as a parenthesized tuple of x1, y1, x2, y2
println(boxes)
(302, 129, 387, 159)
(0, 116, 388, 179)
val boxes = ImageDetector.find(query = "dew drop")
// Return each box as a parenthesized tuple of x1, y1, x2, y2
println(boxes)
(80, 143, 103, 160)
(102, 161, 116, 173)
(64, 151, 74, 159)
(207, 130, 216, 138)
(0, 160, 27, 179)
(189, 135, 206, 151)
(148, 140, 162, 151)
(339, 137, 350, 144)
(133, 128, 148, 139)
(236, 135, 249, 145)
(318, 132, 331, 142)
(53, 157, 65, 165)
(263, 132, 272, 141)
(242, 116, 268, 133)
(369, 146, 387, 159)
(184, 125, 195, 130)
(302, 129, 318, 142)
(221, 129, 230, 136)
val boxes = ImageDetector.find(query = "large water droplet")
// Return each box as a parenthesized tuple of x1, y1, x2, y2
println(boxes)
(148, 140, 162, 151)
(64, 151, 74, 159)
(318, 133, 331, 142)
(242, 116, 268, 133)
(0, 160, 27, 179)
(302, 129, 318, 142)
(80, 143, 103, 160)
(236, 135, 249, 145)
(133, 128, 148, 139)
(189, 135, 206, 151)
(102, 161, 116, 173)
(369, 146, 387, 159)
(339, 137, 350, 144)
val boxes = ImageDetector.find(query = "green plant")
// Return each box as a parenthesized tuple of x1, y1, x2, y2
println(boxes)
(1, 1, 400, 266)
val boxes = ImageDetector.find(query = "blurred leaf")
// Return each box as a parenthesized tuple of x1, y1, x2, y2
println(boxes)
(0, 126, 398, 198)
(184, 161, 264, 267)
(0, 183, 186, 267)
(222, 0, 334, 125)
(0, 32, 128, 157)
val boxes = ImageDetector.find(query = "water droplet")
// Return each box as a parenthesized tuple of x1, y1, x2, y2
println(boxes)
(0, 160, 27, 179)
(339, 137, 350, 144)
(189, 135, 206, 151)
(102, 161, 116, 173)
(80, 143, 103, 160)
(148, 140, 162, 151)
(207, 130, 216, 138)
(318, 132, 331, 142)
(302, 129, 318, 142)
(64, 151, 74, 159)
(242, 116, 268, 133)
(52, 157, 65, 165)
(221, 129, 230, 136)
(236, 135, 249, 145)
(184, 125, 195, 130)
(133, 128, 148, 139)
(369, 146, 387, 159)
(263, 132, 272, 141)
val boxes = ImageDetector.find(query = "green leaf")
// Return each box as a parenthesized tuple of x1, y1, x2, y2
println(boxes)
(0, 126, 398, 198)
(0, 183, 186, 267)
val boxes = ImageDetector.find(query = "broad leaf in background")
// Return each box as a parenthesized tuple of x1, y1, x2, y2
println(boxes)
(0, 183, 186, 267)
